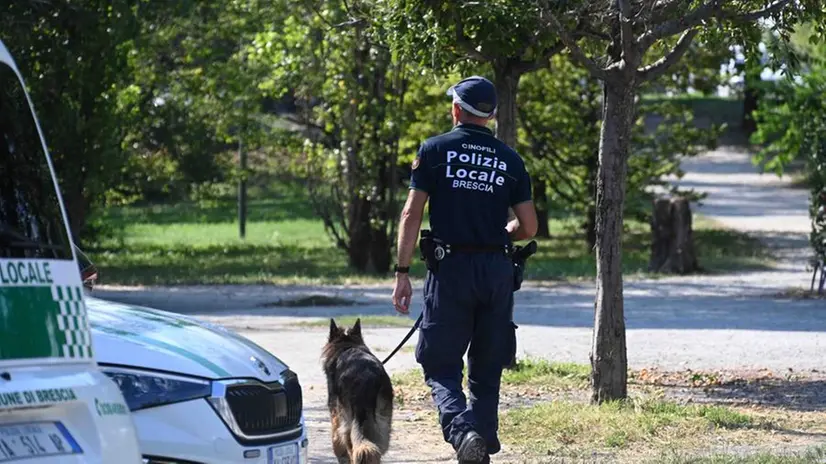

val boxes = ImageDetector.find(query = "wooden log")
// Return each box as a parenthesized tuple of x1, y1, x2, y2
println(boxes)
(648, 196, 699, 274)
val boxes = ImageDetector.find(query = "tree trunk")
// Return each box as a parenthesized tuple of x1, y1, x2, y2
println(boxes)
(345, 25, 371, 273)
(63, 187, 89, 245)
(347, 197, 372, 272)
(369, 231, 392, 275)
(584, 206, 597, 250)
(590, 79, 634, 404)
(533, 177, 550, 238)
(493, 62, 522, 148)
(583, 147, 599, 248)
(648, 197, 699, 274)
(648, 198, 672, 272)
(493, 62, 524, 229)
(369, 155, 394, 275)
(741, 68, 760, 137)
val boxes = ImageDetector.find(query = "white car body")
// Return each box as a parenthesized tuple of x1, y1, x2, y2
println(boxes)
(84, 295, 309, 464)
(0, 39, 142, 463)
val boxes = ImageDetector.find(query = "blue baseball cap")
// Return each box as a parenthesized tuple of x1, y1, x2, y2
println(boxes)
(446, 76, 497, 118)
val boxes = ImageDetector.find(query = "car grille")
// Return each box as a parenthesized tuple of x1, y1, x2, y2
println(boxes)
(225, 371, 303, 437)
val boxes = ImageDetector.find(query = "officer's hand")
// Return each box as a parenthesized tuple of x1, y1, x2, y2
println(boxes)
(392, 274, 412, 315)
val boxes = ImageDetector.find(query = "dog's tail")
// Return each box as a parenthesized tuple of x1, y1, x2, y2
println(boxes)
(350, 420, 382, 464)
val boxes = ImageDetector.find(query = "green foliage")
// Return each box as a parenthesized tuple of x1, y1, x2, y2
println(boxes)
(751, 69, 826, 176)
(112, 0, 284, 204)
(381, 0, 575, 148)
(517, 55, 723, 241)
(382, 0, 558, 71)
(751, 39, 826, 258)
(397, 69, 460, 164)
(517, 56, 601, 235)
(6, 0, 819, 275)
(0, 0, 142, 240)
(248, 0, 411, 273)
(662, 41, 738, 96)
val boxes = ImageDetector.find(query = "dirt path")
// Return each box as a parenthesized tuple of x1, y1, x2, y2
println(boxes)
(93, 146, 825, 462)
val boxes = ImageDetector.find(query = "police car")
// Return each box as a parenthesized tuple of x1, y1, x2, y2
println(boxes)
(77, 252, 309, 464)
(0, 38, 143, 463)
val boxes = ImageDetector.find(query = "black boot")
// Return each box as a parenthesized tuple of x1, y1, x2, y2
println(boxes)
(456, 430, 487, 463)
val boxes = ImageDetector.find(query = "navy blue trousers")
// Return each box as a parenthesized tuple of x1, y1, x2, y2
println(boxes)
(414, 252, 514, 455)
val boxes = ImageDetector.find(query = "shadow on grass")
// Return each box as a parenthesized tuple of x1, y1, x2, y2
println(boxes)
(668, 377, 826, 413)
(630, 366, 826, 413)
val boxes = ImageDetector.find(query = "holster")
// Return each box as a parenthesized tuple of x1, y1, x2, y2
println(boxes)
(419, 229, 450, 273)
(509, 240, 538, 291)
(505, 239, 537, 370)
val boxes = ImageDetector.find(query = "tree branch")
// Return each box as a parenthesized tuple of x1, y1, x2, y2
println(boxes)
(539, 0, 609, 81)
(638, 0, 793, 52)
(639, 0, 689, 27)
(617, 0, 637, 65)
(637, 28, 699, 82)
(514, 41, 565, 73)
(638, 0, 721, 51)
(453, 10, 491, 62)
(581, 26, 612, 42)
(718, 0, 793, 22)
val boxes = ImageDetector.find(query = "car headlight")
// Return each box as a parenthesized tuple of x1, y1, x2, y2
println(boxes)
(101, 367, 211, 412)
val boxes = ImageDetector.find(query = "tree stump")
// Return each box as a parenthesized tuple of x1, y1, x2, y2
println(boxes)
(648, 196, 699, 274)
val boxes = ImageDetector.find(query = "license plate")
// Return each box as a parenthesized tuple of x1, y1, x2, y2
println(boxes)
(0, 422, 82, 462)
(268, 442, 299, 464)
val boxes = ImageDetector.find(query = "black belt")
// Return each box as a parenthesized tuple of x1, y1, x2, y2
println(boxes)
(450, 244, 510, 254)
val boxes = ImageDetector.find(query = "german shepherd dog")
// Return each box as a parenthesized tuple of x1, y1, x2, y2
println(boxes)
(322, 318, 394, 464)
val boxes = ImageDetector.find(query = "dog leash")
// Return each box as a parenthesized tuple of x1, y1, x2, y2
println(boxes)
(381, 312, 423, 365)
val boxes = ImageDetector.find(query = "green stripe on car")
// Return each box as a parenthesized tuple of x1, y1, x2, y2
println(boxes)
(92, 325, 231, 377)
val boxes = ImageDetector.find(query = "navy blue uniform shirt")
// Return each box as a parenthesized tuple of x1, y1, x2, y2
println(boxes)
(409, 123, 532, 246)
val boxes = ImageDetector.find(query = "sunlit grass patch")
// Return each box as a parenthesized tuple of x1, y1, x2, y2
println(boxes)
(503, 357, 590, 389)
(88, 184, 776, 286)
(389, 359, 826, 461)
(500, 395, 760, 456)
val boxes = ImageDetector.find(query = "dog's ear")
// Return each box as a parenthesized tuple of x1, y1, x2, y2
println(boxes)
(328, 318, 339, 340)
(348, 317, 362, 337)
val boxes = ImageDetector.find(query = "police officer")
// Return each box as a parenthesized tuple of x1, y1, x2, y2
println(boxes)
(391, 76, 538, 463)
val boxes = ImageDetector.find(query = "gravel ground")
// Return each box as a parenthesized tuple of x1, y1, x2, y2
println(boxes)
(93, 146, 826, 463)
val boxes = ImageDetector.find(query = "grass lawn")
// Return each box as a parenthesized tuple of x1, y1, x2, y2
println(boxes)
(389, 359, 826, 463)
(86, 185, 775, 286)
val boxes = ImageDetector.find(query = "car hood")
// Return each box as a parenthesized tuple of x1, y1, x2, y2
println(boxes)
(85, 296, 288, 382)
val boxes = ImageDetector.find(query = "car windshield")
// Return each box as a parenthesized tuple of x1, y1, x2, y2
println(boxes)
(0, 61, 72, 260)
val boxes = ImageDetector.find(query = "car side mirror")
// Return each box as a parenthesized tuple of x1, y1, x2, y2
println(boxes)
(73, 245, 98, 291)
(81, 263, 98, 291)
